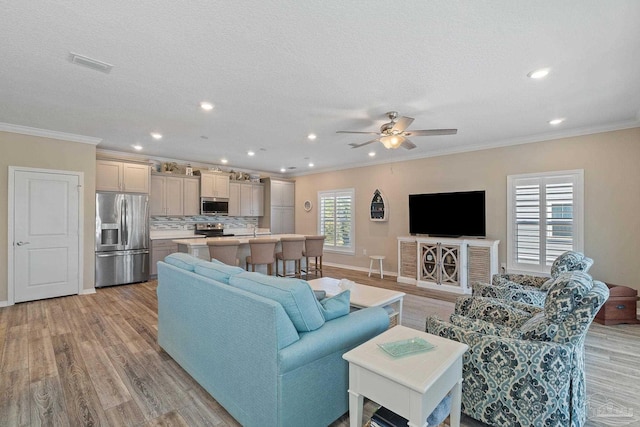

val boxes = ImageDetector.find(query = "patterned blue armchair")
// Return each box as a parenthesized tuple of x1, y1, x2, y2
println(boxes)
(427, 271, 609, 427)
(473, 251, 594, 306)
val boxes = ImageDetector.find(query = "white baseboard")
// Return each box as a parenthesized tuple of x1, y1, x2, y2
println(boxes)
(322, 261, 397, 278)
(79, 288, 96, 295)
(0, 300, 11, 307)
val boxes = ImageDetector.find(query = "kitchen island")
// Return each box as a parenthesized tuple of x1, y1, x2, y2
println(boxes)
(173, 234, 307, 275)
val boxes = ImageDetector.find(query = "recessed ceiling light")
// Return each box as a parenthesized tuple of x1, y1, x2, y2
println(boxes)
(308, 162, 314, 167)
(368, 151, 376, 157)
(221, 158, 228, 164)
(132, 144, 143, 151)
(527, 68, 550, 79)
(247, 151, 255, 156)
(307, 133, 317, 140)
(280, 168, 286, 173)
(200, 101, 214, 111)
(150, 132, 162, 140)
(549, 118, 565, 125)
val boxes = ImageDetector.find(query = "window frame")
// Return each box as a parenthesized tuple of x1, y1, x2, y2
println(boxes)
(506, 169, 584, 275)
(317, 188, 355, 255)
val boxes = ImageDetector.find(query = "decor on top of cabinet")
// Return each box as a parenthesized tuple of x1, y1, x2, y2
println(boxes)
(370, 189, 388, 221)
(162, 162, 179, 173)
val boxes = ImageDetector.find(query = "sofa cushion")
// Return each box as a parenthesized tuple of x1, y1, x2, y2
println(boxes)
(163, 253, 204, 271)
(194, 261, 245, 285)
(229, 272, 326, 332)
(317, 290, 351, 321)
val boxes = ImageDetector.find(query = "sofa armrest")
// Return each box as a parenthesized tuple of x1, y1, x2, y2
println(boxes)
(278, 307, 389, 374)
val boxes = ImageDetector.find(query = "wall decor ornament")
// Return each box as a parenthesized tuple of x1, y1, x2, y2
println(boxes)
(370, 189, 388, 221)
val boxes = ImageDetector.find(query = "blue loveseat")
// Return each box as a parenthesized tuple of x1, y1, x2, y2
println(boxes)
(157, 253, 389, 427)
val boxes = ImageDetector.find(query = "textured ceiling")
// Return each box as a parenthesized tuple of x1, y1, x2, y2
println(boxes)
(2, 1, 639, 176)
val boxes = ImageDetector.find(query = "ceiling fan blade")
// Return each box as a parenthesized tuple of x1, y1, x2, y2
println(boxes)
(391, 116, 414, 132)
(337, 131, 380, 135)
(405, 129, 458, 136)
(401, 139, 417, 150)
(349, 139, 379, 149)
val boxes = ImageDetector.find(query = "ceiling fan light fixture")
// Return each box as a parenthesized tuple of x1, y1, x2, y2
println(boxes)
(380, 135, 405, 149)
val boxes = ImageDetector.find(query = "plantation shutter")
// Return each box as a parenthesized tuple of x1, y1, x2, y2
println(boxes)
(318, 189, 355, 253)
(508, 170, 583, 274)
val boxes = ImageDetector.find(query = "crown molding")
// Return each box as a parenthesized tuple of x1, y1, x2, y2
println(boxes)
(0, 122, 102, 145)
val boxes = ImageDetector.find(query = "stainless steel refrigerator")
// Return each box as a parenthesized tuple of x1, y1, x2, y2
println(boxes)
(95, 192, 149, 287)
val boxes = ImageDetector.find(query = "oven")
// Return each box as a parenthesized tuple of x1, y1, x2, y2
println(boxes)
(194, 223, 234, 237)
(201, 197, 229, 216)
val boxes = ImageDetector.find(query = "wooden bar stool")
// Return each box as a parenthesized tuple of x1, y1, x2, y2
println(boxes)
(246, 238, 278, 275)
(276, 236, 305, 277)
(207, 239, 241, 266)
(302, 235, 325, 279)
(368, 255, 385, 279)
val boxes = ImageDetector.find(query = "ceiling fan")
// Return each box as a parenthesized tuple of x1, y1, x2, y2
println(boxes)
(337, 111, 457, 150)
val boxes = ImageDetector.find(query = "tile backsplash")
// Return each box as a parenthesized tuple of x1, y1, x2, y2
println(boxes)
(150, 216, 258, 231)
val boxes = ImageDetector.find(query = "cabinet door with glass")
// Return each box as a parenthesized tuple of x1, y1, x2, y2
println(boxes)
(419, 241, 460, 286)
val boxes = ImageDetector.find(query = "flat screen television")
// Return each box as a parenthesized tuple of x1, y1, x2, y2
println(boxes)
(409, 190, 486, 237)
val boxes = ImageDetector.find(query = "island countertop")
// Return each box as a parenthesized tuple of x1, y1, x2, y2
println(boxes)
(172, 234, 306, 246)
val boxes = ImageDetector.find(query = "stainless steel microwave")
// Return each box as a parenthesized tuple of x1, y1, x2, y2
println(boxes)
(201, 197, 229, 216)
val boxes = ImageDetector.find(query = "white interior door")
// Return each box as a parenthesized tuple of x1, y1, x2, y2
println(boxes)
(11, 168, 81, 303)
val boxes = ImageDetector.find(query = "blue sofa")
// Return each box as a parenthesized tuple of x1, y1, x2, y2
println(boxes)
(157, 253, 389, 427)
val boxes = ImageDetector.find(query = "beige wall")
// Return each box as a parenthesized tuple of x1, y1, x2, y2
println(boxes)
(0, 131, 96, 302)
(295, 127, 640, 291)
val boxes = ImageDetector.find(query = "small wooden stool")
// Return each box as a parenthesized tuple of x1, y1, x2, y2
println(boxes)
(368, 255, 385, 279)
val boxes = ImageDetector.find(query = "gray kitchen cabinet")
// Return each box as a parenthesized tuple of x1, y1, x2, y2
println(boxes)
(96, 160, 150, 193)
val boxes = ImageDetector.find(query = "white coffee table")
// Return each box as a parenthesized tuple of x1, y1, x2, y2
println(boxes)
(308, 277, 405, 326)
(343, 325, 468, 427)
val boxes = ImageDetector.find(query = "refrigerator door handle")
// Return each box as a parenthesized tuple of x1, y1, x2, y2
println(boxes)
(120, 199, 126, 246)
(124, 198, 128, 246)
(96, 249, 149, 258)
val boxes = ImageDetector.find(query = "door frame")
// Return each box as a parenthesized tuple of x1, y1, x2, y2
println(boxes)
(7, 166, 84, 306)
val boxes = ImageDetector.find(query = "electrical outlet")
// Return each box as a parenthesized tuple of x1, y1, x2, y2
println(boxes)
(363, 249, 367, 256)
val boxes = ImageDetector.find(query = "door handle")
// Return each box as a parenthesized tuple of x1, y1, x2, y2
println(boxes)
(16, 241, 30, 246)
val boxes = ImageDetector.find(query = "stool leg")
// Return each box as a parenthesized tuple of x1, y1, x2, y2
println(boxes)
(379, 258, 384, 279)
(368, 258, 373, 277)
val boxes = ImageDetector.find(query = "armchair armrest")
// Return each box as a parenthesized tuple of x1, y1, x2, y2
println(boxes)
(493, 273, 549, 289)
(455, 296, 540, 328)
(449, 314, 522, 338)
(473, 282, 546, 307)
(278, 306, 389, 373)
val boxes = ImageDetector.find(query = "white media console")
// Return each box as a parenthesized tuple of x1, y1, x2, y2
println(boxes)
(397, 236, 499, 294)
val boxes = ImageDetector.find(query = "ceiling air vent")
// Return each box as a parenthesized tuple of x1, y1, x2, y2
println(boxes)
(68, 52, 113, 74)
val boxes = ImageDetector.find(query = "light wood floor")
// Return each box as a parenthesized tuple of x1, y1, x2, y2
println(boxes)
(1, 267, 638, 426)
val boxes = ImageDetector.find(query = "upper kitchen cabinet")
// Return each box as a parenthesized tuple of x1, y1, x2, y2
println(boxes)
(150, 173, 200, 216)
(259, 178, 295, 233)
(239, 182, 264, 216)
(96, 160, 150, 193)
(200, 172, 230, 198)
(150, 174, 183, 216)
(182, 176, 200, 216)
(270, 179, 295, 206)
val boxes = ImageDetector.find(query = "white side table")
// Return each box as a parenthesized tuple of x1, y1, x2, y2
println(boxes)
(368, 255, 385, 278)
(343, 325, 468, 427)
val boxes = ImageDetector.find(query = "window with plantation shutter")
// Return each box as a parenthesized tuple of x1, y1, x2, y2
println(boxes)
(507, 170, 584, 274)
(318, 189, 355, 254)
